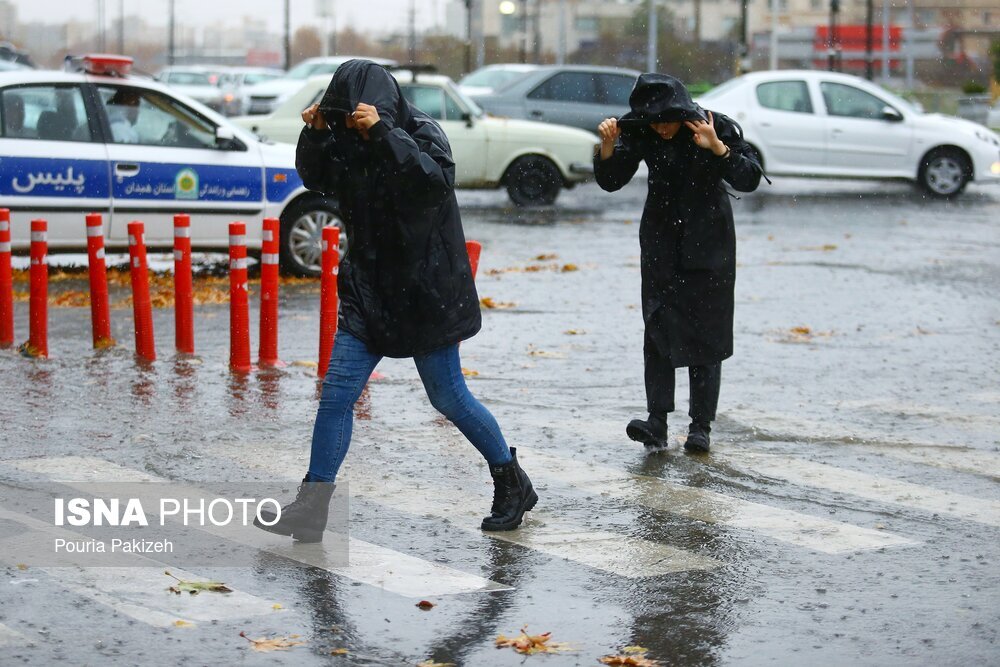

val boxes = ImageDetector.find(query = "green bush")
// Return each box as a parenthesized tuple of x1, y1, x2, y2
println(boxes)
(962, 81, 987, 94)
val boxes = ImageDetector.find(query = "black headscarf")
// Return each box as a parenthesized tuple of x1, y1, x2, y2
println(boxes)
(617, 73, 706, 138)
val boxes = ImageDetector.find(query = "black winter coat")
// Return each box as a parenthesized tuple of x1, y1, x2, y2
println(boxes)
(595, 74, 763, 367)
(295, 60, 481, 357)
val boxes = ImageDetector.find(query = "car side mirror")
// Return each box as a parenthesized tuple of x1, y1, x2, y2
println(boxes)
(881, 106, 903, 122)
(461, 111, 474, 128)
(215, 125, 238, 149)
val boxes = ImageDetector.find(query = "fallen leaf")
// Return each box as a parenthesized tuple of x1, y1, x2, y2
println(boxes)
(528, 349, 565, 359)
(480, 296, 516, 309)
(330, 647, 349, 655)
(790, 326, 812, 336)
(272, 603, 283, 610)
(240, 631, 305, 652)
(165, 570, 232, 594)
(416, 600, 435, 610)
(563, 329, 585, 335)
(417, 661, 455, 667)
(495, 627, 572, 655)
(16, 564, 27, 571)
(461, 367, 480, 377)
(535, 253, 558, 261)
(291, 360, 319, 368)
(173, 620, 195, 628)
(623, 646, 649, 654)
(561, 263, 578, 272)
(599, 654, 661, 666)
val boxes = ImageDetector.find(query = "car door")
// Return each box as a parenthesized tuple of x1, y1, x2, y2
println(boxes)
(0, 82, 111, 248)
(818, 81, 913, 176)
(400, 83, 487, 186)
(94, 83, 265, 246)
(524, 71, 604, 130)
(750, 79, 828, 174)
(596, 73, 636, 127)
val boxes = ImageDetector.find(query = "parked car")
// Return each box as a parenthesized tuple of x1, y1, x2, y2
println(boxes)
(472, 65, 641, 132)
(155, 66, 228, 112)
(0, 54, 344, 276)
(987, 97, 1000, 132)
(697, 70, 1000, 197)
(458, 63, 538, 97)
(218, 66, 284, 116)
(242, 56, 397, 115)
(232, 70, 599, 209)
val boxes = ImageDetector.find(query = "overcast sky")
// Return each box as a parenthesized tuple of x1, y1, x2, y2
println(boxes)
(13, 0, 448, 35)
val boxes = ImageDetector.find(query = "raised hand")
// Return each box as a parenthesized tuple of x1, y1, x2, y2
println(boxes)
(598, 118, 620, 160)
(684, 111, 727, 156)
(302, 103, 327, 130)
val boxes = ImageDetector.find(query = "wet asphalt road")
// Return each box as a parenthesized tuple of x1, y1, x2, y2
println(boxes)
(1, 177, 998, 666)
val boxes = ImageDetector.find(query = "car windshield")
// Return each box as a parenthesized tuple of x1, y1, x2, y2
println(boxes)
(286, 61, 339, 80)
(167, 72, 214, 86)
(446, 81, 484, 117)
(460, 68, 530, 90)
(244, 72, 281, 86)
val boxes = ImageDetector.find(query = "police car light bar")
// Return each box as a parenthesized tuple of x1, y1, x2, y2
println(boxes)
(64, 54, 133, 77)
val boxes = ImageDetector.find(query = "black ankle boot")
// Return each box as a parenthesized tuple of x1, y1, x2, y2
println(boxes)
(684, 421, 711, 453)
(482, 448, 538, 531)
(626, 414, 668, 448)
(253, 476, 336, 543)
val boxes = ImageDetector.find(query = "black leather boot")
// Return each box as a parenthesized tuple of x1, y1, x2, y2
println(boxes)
(684, 421, 711, 453)
(482, 448, 538, 531)
(626, 414, 669, 448)
(253, 476, 336, 543)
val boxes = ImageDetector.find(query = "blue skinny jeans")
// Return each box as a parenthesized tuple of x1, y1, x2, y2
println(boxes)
(308, 329, 512, 482)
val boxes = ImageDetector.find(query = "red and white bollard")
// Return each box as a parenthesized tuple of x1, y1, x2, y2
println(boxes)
(228, 222, 252, 374)
(127, 221, 156, 362)
(0, 208, 12, 349)
(318, 225, 340, 378)
(466, 240, 482, 280)
(258, 217, 282, 368)
(21, 219, 48, 358)
(85, 213, 115, 349)
(173, 214, 195, 355)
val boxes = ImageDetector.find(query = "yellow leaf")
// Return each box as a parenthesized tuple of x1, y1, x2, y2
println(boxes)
(495, 627, 573, 655)
(239, 631, 305, 652)
(561, 263, 578, 272)
(16, 564, 27, 571)
(535, 253, 558, 261)
(480, 296, 516, 309)
(272, 604, 283, 610)
(330, 647, 349, 655)
(599, 655, 661, 666)
(563, 329, 585, 335)
(291, 360, 319, 368)
(165, 570, 232, 594)
(173, 620, 194, 628)
(461, 367, 480, 377)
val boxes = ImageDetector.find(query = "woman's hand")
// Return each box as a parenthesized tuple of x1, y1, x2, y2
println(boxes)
(302, 103, 328, 130)
(597, 118, 620, 160)
(685, 111, 727, 156)
(352, 103, 381, 131)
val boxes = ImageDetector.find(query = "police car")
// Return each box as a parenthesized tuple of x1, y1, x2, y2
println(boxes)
(0, 54, 341, 276)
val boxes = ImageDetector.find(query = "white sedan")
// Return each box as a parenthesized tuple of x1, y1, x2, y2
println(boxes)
(233, 71, 599, 206)
(698, 70, 1000, 197)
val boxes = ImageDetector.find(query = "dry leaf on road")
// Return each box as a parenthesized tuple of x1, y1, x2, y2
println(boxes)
(599, 654, 661, 666)
(495, 626, 572, 655)
(165, 570, 232, 595)
(239, 631, 304, 652)
(416, 600, 436, 610)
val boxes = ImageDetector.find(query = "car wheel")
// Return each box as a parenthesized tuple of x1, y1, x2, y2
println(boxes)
(505, 155, 562, 207)
(918, 148, 970, 198)
(279, 196, 345, 277)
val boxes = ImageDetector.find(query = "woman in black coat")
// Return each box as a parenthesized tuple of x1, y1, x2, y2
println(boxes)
(254, 60, 536, 541)
(594, 73, 763, 453)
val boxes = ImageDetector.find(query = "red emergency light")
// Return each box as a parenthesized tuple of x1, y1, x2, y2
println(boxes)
(65, 54, 134, 77)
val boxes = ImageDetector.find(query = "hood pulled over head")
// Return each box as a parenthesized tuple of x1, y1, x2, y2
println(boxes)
(617, 73, 706, 132)
(317, 59, 411, 150)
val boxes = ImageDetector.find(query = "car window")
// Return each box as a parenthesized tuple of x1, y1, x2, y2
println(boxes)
(527, 72, 599, 104)
(401, 85, 444, 120)
(244, 72, 281, 86)
(820, 82, 891, 119)
(756, 81, 813, 113)
(460, 68, 529, 90)
(1, 85, 92, 142)
(98, 85, 216, 148)
(443, 91, 466, 121)
(598, 74, 635, 106)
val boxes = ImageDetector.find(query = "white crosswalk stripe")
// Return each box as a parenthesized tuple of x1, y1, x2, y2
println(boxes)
(723, 452, 1000, 528)
(876, 447, 1000, 480)
(10, 456, 509, 598)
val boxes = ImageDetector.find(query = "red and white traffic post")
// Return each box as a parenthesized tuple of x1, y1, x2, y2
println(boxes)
(466, 240, 482, 280)
(0, 208, 12, 349)
(228, 222, 252, 373)
(127, 221, 156, 362)
(258, 217, 282, 368)
(173, 214, 195, 355)
(85, 213, 115, 349)
(21, 219, 48, 358)
(318, 225, 340, 378)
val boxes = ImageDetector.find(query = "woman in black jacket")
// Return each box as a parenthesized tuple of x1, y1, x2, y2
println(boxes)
(255, 60, 536, 541)
(594, 73, 763, 453)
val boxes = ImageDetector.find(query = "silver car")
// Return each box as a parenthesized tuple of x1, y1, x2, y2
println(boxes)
(155, 66, 227, 112)
(472, 65, 640, 132)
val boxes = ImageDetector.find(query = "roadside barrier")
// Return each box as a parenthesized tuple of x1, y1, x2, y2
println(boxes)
(85, 214, 114, 349)
(318, 225, 340, 378)
(22, 219, 48, 358)
(228, 222, 252, 374)
(127, 221, 156, 362)
(258, 218, 282, 368)
(173, 214, 195, 355)
(0, 208, 12, 348)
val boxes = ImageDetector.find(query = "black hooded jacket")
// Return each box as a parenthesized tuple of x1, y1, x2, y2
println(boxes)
(595, 73, 763, 367)
(295, 60, 481, 357)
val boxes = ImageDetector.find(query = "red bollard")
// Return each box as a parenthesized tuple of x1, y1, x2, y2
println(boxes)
(85, 213, 115, 349)
(228, 222, 252, 374)
(20, 219, 48, 358)
(258, 217, 282, 368)
(318, 225, 340, 378)
(0, 208, 12, 348)
(173, 214, 195, 355)
(466, 240, 482, 280)
(127, 221, 156, 362)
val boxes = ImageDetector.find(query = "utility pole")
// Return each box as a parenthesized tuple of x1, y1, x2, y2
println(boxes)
(646, 0, 657, 72)
(520, 1, 527, 63)
(739, 0, 750, 73)
(408, 0, 417, 63)
(283, 0, 291, 70)
(865, 0, 874, 79)
(464, 0, 473, 73)
(827, 0, 839, 72)
(532, 0, 542, 63)
(769, 0, 778, 70)
(167, 0, 175, 66)
(557, 0, 567, 65)
(880, 0, 889, 78)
